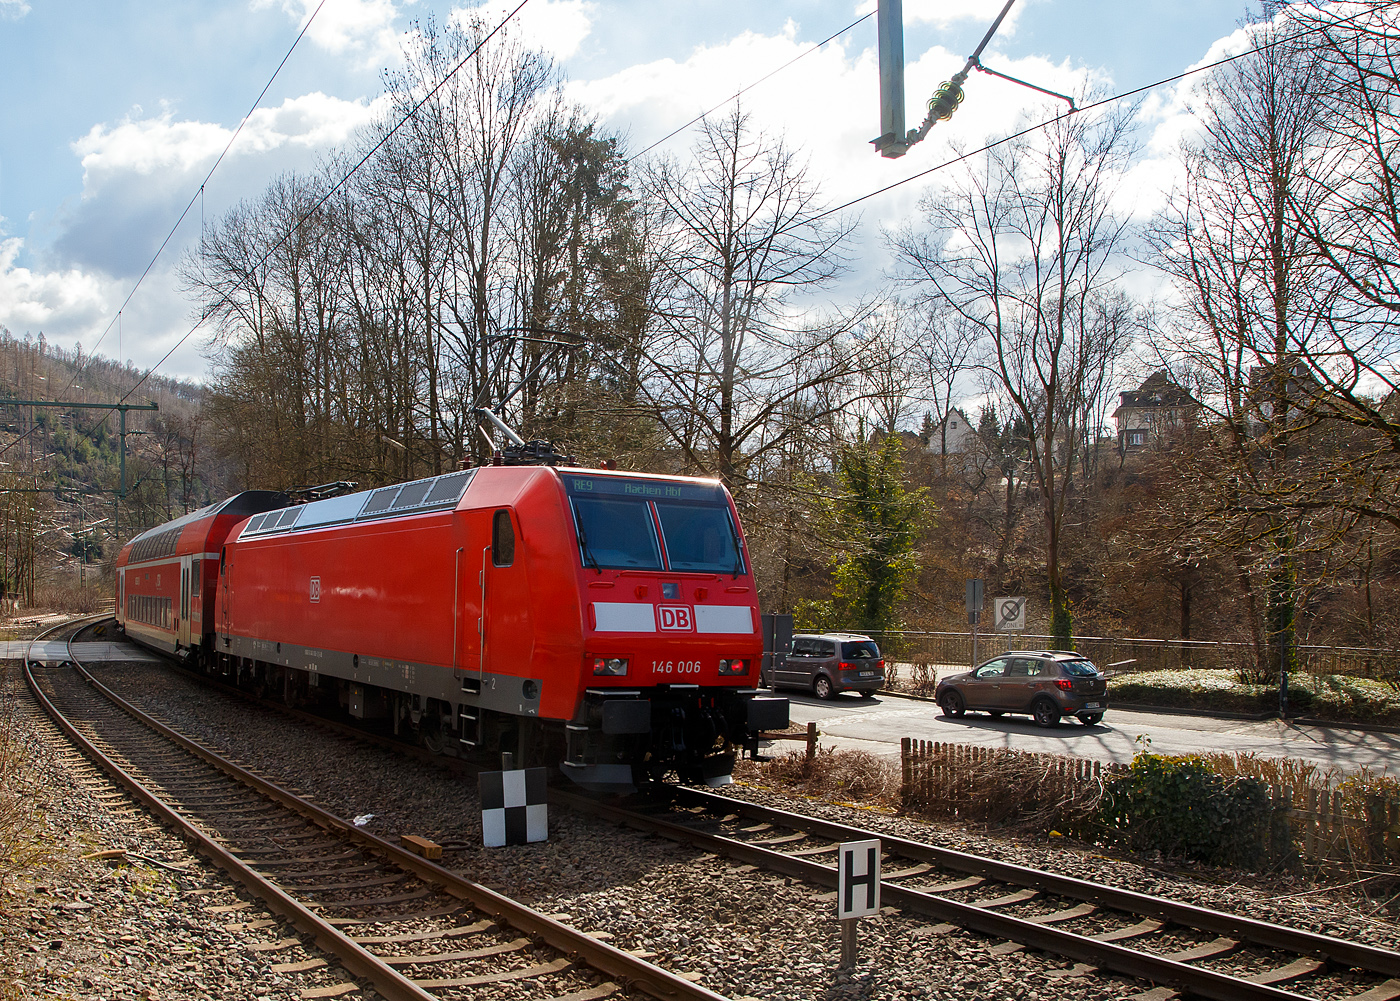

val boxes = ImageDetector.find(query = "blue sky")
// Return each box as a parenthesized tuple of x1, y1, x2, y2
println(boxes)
(0, 0, 1262, 384)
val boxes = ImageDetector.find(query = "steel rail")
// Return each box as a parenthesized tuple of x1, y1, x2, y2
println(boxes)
(31, 621, 728, 1001)
(672, 787, 1400, 980)
(24, 630, 438, 1001)
(553, 788, 1353, 1001)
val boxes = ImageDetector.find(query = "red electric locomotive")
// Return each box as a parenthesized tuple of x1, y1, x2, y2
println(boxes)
(115, 460, 788, 790)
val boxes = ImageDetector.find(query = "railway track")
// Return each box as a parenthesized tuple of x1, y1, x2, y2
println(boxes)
(47, 620, 1400, 1000)
(23, 619, 730, 1001)
(555, 785, 1400, 1001)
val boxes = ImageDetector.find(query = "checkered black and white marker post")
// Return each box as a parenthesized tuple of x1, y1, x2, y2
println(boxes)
(479, 767, 548, 847)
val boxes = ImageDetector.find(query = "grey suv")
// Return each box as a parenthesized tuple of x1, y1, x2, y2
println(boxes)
(935, 651, 1107, 726)
(771, 632, 885, 699)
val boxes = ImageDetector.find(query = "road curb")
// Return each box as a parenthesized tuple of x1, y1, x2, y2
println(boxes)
(1109, 701, 1274, 721)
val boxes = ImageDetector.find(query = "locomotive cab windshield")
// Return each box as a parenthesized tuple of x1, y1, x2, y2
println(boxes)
(564, 474, 744, 574)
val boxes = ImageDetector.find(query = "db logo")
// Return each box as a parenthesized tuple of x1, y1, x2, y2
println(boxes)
(309, 576, 321, 603)
(658, 605, 693, 631)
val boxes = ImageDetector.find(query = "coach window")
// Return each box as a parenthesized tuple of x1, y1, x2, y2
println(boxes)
(492, 509, 515, 567)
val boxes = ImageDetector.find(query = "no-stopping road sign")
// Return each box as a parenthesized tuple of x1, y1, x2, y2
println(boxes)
(994, 596, 1026, 632)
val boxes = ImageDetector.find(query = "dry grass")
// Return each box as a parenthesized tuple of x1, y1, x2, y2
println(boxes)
(737, 746, 903, 808)
(738, 741, 1110, 836)
(743, 740, 1400, 878)
(1194, 751, 1400, 832)
(902, 742, 1113, 836)
(29, 579, 111, 615)
(1196, 751, 1400, 800)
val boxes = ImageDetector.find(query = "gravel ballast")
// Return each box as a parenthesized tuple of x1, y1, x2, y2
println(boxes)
(0, 666, 363, 1001)
(5, 656, 1399, 1000)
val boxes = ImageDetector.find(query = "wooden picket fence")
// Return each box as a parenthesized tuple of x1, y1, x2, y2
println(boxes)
(1289, 787, 1400, 869)
(899, 738, 1117, 835)
(900, 738, 1400, 872)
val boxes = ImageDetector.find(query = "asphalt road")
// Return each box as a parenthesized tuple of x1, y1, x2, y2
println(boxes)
(776, 689, 1400, 776)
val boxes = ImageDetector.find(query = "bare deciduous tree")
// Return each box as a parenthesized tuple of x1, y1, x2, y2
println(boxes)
(893, 108, 1139, 647)
(640, 108, 864, 491)
(1149, 11, 1333, 676)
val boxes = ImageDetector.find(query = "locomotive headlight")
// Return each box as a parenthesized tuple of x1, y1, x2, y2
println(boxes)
(718, 658, 749, 676)
(593, 657, 629, 676)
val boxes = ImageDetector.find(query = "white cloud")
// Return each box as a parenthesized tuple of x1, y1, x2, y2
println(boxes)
(0, 238, 114, 334)
(72, 107, 229, 188)
(465, 0, 596, 60)
(855, 0, 1027, 32)
(252, 0, 403, 67)
(71, 93, 386, 192)
(0, 0, 30, 21)
(570, 26, 1097, 205)
(1114, 22, 1264, 222)
(568, 22, 1100, 327)
(55, 92, 385, 280)
(5, 89, 390, 379)
(0, 236, 215, 381)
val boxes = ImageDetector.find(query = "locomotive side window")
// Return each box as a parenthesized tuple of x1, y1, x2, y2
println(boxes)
(492, 509, 515, 567)
(571, 497, 662, 569)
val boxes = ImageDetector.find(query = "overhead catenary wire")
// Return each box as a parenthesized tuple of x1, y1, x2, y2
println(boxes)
(629, 10, 874, 162)
(115, 0, 536, 408)
(23, 2, 1392, 473)
(68, 0, 332, 381)
(30, 2, 980, 463)
(795, 0, 1400, 232)
(2, 0, 333, 461)
(5, 0, 535, 466)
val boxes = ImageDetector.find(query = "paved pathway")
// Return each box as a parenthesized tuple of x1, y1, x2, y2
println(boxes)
(780, 690, 1400, 776)
(0, 640, 164, 663)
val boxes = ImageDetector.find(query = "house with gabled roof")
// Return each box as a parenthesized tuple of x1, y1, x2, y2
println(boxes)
(1113, 372, 1201, 455)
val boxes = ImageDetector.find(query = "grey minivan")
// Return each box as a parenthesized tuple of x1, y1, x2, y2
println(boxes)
(770, 632, 885, 699)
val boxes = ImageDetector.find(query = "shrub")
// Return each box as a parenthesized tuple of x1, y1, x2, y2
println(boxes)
(1100, 750, 1277, 867)
(31, 577, 111, 614)
(906, 661, 938, 696)
(1108, 669, 1400, 724)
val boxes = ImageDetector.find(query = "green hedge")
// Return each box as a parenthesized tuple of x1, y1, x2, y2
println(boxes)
(1108, 669, 1400, 725)
(1099, 751, 1287, 867)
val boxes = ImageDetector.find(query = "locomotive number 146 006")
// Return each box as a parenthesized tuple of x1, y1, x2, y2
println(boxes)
(652, 660, 703, 674)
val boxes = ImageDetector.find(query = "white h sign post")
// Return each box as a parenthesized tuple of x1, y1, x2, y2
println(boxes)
(837, 839, 881, 968)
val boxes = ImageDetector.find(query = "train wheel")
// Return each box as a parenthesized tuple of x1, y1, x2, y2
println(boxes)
(420, 712, 446, 754)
